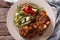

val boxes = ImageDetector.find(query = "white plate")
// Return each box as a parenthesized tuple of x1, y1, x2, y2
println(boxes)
(7, 0, 55, 40)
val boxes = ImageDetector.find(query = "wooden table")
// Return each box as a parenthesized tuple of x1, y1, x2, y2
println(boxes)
(0, 0, 15, 40)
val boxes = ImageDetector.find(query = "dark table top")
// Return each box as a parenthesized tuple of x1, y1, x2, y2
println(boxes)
(0, 0, 15, 40)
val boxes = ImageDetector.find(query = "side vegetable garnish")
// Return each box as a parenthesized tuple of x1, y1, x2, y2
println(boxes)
(15, 3, 40, 27)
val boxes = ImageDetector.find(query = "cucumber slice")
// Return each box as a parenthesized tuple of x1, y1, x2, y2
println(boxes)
(18, 10, 25, 15)
(32, 8, 38, 12)
(28, 3, 38, 9)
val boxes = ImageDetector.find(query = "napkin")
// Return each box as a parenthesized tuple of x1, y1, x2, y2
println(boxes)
(3, 0, 60, 40)
(46, 0, 60, 40)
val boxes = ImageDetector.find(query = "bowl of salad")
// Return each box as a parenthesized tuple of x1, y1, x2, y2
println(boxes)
(7, 0, 55, 40)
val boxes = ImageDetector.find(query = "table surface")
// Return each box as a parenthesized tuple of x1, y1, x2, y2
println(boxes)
(0, 0, 15, 40)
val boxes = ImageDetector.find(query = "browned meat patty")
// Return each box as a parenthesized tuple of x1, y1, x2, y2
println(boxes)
(19, 10, 50, 38)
